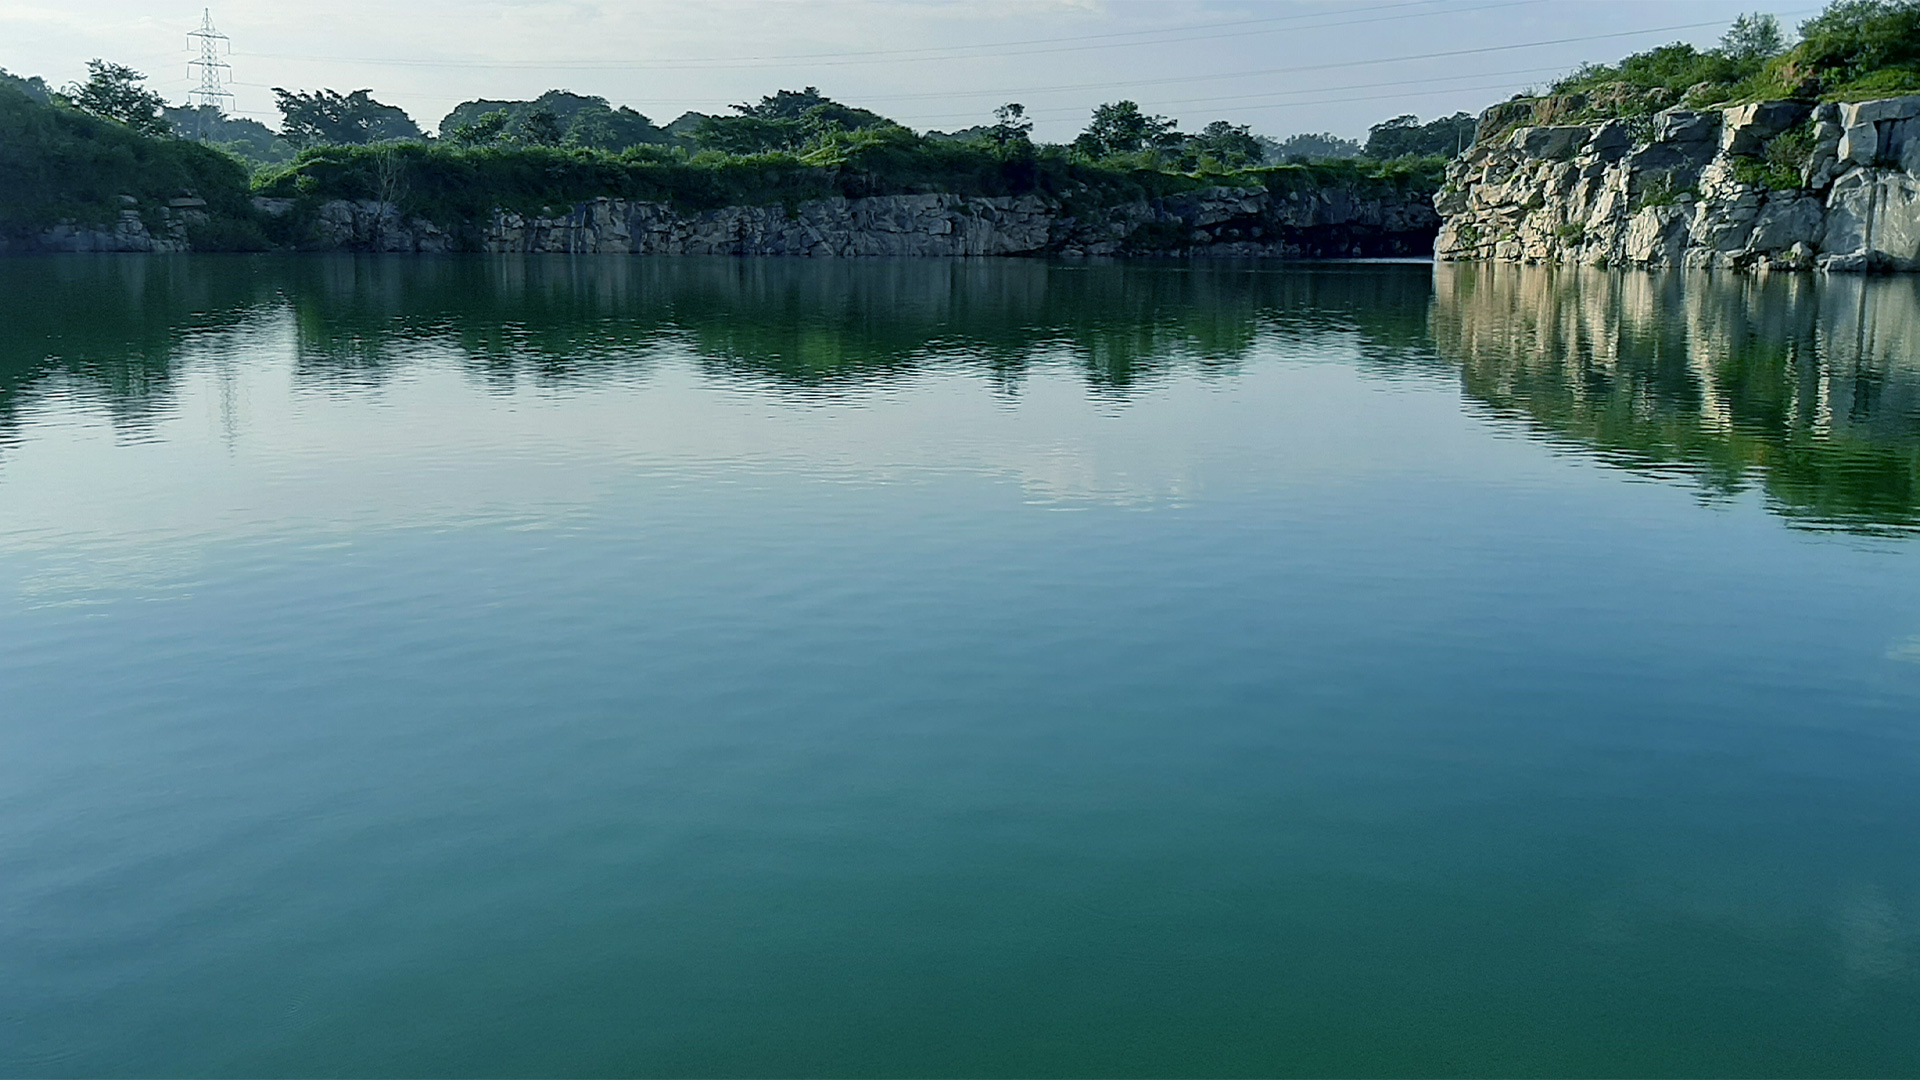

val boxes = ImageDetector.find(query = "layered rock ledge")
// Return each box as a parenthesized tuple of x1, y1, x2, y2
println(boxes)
(1435, 94, 1920, 271)
(23, 183, 1438, 258)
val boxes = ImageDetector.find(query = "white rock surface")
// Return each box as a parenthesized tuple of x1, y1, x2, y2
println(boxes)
(1436, 95, 1920, 272)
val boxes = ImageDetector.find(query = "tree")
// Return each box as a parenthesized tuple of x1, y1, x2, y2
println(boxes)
(164, 104, 295, 166)
(1, 68, 52, 103)
(1184, 120, 1263, 168)
(1259, 132, 1364, 162)
(1795, 0, 1920, 82)
(691, 113, 806, 154)
(1075, 100, 1178, 158)
(1720, 12, 1787, 62)
(64, 60, 169, 136)
(687, 88, 893, 155)
(513, 106, 564, 146)
(990, 102, 1033, 148)
(272, 88, 421, 148)
(732, 87, 889, 130)
(439, 91, 665, 152)
(1363, 112, 1476, 159)
(447, 109, 509, 147)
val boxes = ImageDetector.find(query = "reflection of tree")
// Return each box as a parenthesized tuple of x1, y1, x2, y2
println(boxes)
(9, 254, 1916, 532)
(0, 257, 272, 445)
(270, 256, 1438, 399)
(0, 257, 1443, 445)
(1431, 263, 1920, 532)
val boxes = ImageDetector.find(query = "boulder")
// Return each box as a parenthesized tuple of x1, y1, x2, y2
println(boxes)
(1840, 95, 1920, 126)
(1719, 101, 1811, 155)
(1655, 109, 1719, 143)
(1839, 123, 1879, 166)
(1588, 121, 1632, 158)
(1508, 125, 1590, 158)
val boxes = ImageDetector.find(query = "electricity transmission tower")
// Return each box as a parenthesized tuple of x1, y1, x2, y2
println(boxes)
(186, 9, 232, 137)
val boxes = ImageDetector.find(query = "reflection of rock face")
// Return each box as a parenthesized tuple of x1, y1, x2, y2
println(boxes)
(1435, 95, 1920, 272)
(300, 186, 1439, 258)
(1431, 263, 1920, 530)
(0, 256, 1439, 440)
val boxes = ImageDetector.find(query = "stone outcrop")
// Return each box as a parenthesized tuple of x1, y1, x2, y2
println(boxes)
(1435, 93, 1920, 271)
(1, 196, 205, 253)
(295, 185, 1438, 258)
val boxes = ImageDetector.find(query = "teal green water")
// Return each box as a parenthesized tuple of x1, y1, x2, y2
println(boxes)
(2, 257, 1919, 1077)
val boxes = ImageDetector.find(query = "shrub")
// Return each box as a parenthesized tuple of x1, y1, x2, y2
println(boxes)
(1632, 175, 1698, 210)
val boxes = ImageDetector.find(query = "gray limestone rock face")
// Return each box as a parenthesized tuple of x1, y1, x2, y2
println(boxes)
(1509, 125, 1590, 159)
(1623, 206, 1691, 265)
(1840, 124, 1880, 166)
(1435, 92, 1920, 273)
(1655, 109, 1720, 144)
(1806, 110, 1845, 188)
(295, 186, 1431, 259)
(1720, 101, 1812, 155)
(1747, 193, 1826, 252)
(1897, 117, 1920, 175)
(1588, 121, 1632, 159)
(31, 206, 190, 253)
(1841, 95, 1920, 126)
(1824, 169, 1920, 270)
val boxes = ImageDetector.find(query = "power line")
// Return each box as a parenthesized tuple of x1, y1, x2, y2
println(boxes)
(231, 0, 1459, 70)
(807, 12, 1811, 103)
(245, 10, 1790, 110)
(895, 65, 1582, 126)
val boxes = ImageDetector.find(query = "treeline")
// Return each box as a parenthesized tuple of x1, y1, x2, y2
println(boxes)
(1, 58, 1460, 247)
(7, 57, 1458, 175)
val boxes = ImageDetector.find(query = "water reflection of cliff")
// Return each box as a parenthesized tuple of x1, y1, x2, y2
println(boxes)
(16, 256, 1913, 531)
(1431, 264, 1920, 533)
(0, 258, 279, 444)
(0, 255, 1434, 424)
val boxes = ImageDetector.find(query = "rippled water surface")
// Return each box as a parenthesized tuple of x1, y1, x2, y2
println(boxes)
(3, 256, 1920, 1077)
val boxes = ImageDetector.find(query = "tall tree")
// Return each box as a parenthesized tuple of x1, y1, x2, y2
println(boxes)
(513, 106, 564, 146)
(1075, 100, 1178, 158)
(272, 88, 421, 148)
(1363, 112, 1476, 159)
(732, 87, 889, 130)
(1185, 121, 1263, 168)
(1260, 132, 1364, 162)
(64, 60, 169, 136)
(1720, 12, 1786, 61)
(438, 91, 665, 152)
(990, 103, 1033, 148)
(446, 109, 510, 147)
(1, 67, 53, 103)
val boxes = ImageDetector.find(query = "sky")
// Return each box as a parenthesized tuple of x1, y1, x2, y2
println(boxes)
(0, 0, 1817, 141)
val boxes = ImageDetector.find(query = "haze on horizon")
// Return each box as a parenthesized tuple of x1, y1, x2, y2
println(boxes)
(3, 0, 1811, 142)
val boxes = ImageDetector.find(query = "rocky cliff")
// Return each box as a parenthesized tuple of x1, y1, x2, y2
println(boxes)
(262, 184, 1438, 258)
(6, 198, 207, 253)
(1435, 94, 1920, 271)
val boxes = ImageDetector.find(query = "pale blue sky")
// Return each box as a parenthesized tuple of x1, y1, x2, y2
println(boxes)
(1, 0, 1815, 140)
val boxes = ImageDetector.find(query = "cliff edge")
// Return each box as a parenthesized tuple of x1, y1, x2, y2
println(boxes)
(1435, 94, 1920, 271)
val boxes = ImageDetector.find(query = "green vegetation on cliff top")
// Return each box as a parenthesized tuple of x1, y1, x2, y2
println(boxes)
(1504, 0, 1920, 127)
(1, 68, 1441, 247)
(0, 78, 251, 234)
(243, 137, 1436, 244)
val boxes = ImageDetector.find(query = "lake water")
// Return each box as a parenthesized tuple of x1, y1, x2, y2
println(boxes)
(2, 256, 1919, 1077)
